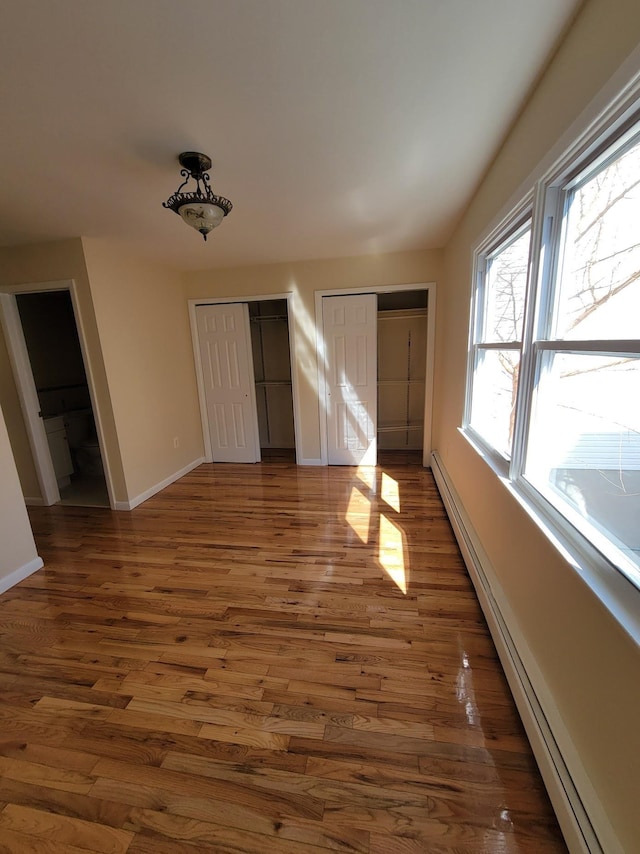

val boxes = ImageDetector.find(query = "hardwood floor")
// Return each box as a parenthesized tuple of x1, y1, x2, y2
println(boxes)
(0, 460, 567, 853)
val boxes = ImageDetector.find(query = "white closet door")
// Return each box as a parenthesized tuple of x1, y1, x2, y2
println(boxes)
(196, 303, 260, 463)
(323, 294, 377, 465)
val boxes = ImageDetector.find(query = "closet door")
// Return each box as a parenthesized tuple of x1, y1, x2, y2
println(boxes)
(323, 294, 377, 465)
(196, 303, 260, 463)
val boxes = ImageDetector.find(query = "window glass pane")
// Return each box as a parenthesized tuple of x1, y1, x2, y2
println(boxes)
(525, 352, 640, 571)
(483, 226, 530, 343)
(554, 134, 640, 340)
(470, 349, 520, 457)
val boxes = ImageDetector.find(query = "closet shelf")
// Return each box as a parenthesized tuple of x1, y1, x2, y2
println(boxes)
(250, 314, 289, 323)
(377, 424, 423, 434)
(378, 379, 425, 385)
(255, 380, 292, 387)
(378, 310, 428, 320)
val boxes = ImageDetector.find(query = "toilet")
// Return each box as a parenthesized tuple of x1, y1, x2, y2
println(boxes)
(63, 409, 104, 477)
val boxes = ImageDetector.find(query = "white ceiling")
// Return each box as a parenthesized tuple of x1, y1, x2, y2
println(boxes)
(0, 0, 581, 271)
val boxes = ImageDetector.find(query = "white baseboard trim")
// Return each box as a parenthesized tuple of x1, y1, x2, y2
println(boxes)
(0, 556, 44, 595)
(296, 457, 323, 466)
(24, 496, 45, 506)
(430, 450, 611, 854)
(114, 457, 205, 511)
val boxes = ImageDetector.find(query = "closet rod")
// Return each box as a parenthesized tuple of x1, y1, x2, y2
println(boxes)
(378, 310, 427, 320)
(377, 424, 423, 434)
(249, 314, 289, 323)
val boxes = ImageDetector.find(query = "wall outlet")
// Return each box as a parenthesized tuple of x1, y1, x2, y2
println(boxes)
(173, 436, 179, 448)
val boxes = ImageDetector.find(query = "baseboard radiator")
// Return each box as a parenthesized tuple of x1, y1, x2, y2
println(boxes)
(430, 451, 603, 854)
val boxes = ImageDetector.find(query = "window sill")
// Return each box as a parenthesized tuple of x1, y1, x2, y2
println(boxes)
(458, 426, 640, 648)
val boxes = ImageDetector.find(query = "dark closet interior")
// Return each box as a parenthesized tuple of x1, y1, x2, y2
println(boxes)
(249, 299, 296, 458)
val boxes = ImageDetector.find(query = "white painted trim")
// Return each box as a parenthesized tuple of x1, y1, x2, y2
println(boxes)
(458, 426, 640, 649)
(431, 449, 617, 854)
(0, 557, 44, 595)
(0, 292, 60, 505)
(285, 293, 304, 465)
(24, 496, 45, 506)
(315, 282, 437, 466)
(295, 457, 323, 466)
(315, 292, 330, 466)
(191, 291, 298, 304)
(422, 286, 436, 468)
(114, 456, 205, 511)
(65, 281, 116, 509)
(188, 299, 214, 462)
(188, 292, 302, 463)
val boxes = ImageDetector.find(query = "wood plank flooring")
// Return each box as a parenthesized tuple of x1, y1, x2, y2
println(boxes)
(0, 459, 567, 852)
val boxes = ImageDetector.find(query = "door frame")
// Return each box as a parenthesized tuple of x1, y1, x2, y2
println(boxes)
(315, 282, 436, 467)
(0, 279, 116, 508)
(189, 292, 302, 463)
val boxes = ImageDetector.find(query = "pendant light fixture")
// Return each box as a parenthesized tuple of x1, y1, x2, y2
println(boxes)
(162, 152, 233, 241)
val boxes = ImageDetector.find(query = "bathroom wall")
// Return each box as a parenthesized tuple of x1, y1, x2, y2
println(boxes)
(0, 238, 127, 504)
(16, 290, 90, 416)
(81, 238, 204, 503)
(0, 402, 41, 589)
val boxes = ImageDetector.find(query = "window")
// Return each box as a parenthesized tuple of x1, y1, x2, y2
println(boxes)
(465, 110, 640, 588)
(467, 216, 531, 461)
(467, 214, 531, 460)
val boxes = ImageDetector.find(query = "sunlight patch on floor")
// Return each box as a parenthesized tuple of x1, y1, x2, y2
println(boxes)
(356, 464, 376, 491)
(381, 472, 400, 512)
(346, 486, 371, 543)
(379, 512, 408, 593)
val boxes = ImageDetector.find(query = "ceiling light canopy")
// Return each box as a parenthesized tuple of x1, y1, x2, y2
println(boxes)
(162, 152, 232, 241)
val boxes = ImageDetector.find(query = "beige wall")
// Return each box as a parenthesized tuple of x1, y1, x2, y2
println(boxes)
(0, 327, 39, 498)
(185, 249, 443, 461)
(0, 403, 40, 584)
(433, 1, 640, 849)
(0, 238, 205, 507)
(82, 238, 204, 502)
(0, 239, 127, 502)
(0, 5, 636, 843)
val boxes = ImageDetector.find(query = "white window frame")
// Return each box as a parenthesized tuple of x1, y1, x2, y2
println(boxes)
(464, 196, 533, 474)
(464, 93, 640, 594)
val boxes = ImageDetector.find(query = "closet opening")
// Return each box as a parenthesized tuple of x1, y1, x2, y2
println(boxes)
(249, 299, 296, 463)
(377, 289, 428, 466)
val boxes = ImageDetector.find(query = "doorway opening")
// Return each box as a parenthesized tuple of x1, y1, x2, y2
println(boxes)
(249, 299, 296, 463)
(318, 282, 435, 467)
(192, 294, 300, 465)
(377, 290, 428, 467)
(15, 290, 109, 507)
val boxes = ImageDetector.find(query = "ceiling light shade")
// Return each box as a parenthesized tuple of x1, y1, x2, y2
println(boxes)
(162, 151, 232, 241)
